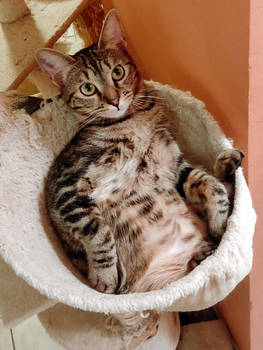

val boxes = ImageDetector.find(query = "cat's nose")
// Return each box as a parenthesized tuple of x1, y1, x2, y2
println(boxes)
(109, 98, 119, 108)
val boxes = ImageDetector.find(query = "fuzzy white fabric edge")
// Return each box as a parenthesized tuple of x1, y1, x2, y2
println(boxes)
(38, 303, 180, 350)
(0, 81, 256, 326)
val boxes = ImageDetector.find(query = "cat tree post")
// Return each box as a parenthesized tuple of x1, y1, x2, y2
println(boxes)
(0, 0, 90, 91)
(0, 0, 29, 23)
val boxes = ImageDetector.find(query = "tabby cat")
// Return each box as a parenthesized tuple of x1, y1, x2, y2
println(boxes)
(33, 9, 243, 342)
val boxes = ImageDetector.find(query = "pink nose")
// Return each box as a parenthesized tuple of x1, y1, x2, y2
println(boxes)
(110, 98, 119, 107)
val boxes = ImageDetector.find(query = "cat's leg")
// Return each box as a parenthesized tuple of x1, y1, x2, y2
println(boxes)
(0, 91, 44, 114)
(84, 224, 119, 294)
(64, 206, 119, 294)
(181, 149, 244, 240)
(213, 148, 244, 205)
(183, 168, 229, 240)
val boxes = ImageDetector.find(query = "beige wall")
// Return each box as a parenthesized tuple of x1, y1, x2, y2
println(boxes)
(102, 1, 263, 349)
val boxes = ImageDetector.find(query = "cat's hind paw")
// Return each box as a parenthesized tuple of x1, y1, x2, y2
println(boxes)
(183, 170, 229, 239)
(214, 149, 244, 180)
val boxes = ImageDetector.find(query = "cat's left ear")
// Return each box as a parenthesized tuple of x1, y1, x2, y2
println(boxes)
(35, 48, 76, 87)
(98, 9, 127, 50)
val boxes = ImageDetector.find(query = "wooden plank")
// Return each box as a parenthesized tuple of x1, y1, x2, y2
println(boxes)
(0, 0, 89, 90)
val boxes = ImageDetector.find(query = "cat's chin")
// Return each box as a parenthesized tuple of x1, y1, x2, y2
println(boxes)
(106, 105, 129, 119)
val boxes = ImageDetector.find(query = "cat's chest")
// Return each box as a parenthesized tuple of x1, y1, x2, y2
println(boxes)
(89, 128, 180, 203)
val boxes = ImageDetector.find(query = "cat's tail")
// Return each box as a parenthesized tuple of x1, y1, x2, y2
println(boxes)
(106, 257, 188, 349)
(0, 91, 43, 115)
(105, 310, 160, 349)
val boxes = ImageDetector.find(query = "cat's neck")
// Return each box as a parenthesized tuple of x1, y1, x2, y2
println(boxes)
(80, 94, 164, 151)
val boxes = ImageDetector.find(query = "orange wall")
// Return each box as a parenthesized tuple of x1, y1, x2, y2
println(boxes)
(249, 1, 263, 349)
(103, 0, 249, 159)
(102, 1, 251, 349)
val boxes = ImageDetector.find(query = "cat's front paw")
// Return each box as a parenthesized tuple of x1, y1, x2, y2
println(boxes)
(89, 277, 117, 294)
(214, 149, 244, 180)
(88, 268, 118, 294)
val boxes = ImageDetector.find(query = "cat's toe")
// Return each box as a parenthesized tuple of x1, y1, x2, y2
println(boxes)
(214, 149, 244, 180)
(189, 241, 216, 269)
(89, 274, 118, 294)
(208, 217, 227, 240)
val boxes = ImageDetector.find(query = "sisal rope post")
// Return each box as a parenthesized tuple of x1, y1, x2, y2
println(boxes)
(74, 0, 104, 44)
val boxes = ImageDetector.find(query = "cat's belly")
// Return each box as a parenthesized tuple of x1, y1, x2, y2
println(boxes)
(88, 154, 209, 291)
(112, 190, 208, 292)
(121, 192, 207, 254)
(91, 160, 208, 258)
(95, 179, 208, 291)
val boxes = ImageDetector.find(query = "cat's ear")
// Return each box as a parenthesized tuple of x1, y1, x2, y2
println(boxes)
(35, 48, 76, 87)
(98, 9, 127, 50)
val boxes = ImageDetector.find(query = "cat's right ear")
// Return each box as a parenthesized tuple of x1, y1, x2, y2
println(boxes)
(98, 9, 127, 50)
(35, 48, 76, 87)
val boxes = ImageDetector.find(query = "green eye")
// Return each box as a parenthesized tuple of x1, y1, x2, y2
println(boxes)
(80, 83, 96, 96)
(112, 65, 125, 81)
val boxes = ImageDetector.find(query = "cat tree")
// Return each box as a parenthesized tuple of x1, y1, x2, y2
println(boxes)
(0, 1, 256, 349)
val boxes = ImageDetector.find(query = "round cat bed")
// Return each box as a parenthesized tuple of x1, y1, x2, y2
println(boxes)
(0, 81, 256, 348)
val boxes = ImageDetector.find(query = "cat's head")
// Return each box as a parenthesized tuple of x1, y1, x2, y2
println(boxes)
(36, 10, 142, 125)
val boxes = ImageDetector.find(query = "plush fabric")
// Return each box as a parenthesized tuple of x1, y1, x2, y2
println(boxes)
(38, 304, 180, 350)
(0, 257, 56, 327)
(0, 81, 256, 347)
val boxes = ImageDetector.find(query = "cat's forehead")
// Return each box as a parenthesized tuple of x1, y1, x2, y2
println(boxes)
(75, 47, 130, 77)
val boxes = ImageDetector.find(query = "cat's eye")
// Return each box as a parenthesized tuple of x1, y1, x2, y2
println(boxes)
(112, 65, 125, 81)
(80, 83, 97, 96)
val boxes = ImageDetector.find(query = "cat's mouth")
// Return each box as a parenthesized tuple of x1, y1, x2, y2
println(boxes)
(106, 106, 129, 119)
(105, 94, 132, 119)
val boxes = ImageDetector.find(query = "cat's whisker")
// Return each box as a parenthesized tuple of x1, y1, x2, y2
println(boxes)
(136, 95, 165, 100)
(135, 96, 165, 104)
(94, 106, 105, 112)
(124, 92, 133, 99)
(77, 111, 102, 130)
(132, 97, 165, 109)
(137, 88, 166, 97)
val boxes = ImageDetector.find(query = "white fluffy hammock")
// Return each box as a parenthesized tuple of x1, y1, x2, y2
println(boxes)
(0, 81, 256, 349)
